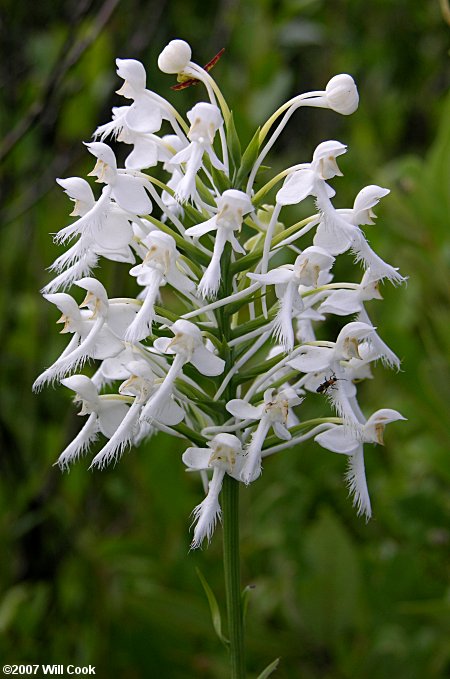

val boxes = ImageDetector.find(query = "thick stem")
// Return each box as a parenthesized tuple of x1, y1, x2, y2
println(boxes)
(222, 474, 246, 679)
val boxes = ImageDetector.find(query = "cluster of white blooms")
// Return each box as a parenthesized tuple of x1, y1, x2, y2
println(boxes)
(35, 39, 406, 548)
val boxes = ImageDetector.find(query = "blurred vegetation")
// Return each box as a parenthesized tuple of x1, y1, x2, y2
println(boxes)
(1, 1, 449, 677)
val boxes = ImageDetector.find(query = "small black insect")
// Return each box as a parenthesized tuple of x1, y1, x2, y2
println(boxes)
(316, 372, 343, 394)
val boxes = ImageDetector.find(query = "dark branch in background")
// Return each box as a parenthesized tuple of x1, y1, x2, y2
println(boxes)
(0, 0, 121, 164)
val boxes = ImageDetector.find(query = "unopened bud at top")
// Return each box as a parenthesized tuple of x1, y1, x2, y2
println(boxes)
(158, 39, 192, 74)
(325, 74, 359, 115)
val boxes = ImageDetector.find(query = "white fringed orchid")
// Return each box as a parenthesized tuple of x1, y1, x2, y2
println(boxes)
(183, 434, 244, 547)
(186, 190, 252, 298)
(140, 319, 224, 424)
(169, 102, 224, 202)
(56, 375, 130, 470)
(249, 246, 335, 350)
(315, 409, 406, 518)
(226, 388, 303, 484)
(126, 231, 195, 342)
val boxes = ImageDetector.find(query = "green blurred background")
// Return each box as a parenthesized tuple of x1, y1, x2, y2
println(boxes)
(1, 1, 449, 677)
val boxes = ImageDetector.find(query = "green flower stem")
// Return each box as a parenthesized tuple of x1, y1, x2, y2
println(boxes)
(222, 474, 246, 679)
(218, 243, 246, 678)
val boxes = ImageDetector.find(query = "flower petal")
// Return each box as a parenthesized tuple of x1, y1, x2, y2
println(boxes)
(315, 425, 360, 454)
(182, 447, 211, 470)
(112, 175, 152, 214)
(190, 345, 225, 376)
(226, 400, 263, 420)
(288, 346, 334, 372)
(276, 169, 315, 206)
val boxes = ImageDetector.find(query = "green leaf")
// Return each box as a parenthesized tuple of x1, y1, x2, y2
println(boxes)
(256, 657, 280, 679)
(226, 111, 242, 176)
(241, 584, 255, 622)
(235, 127, 261, 188)
(196, 567, 229, 647)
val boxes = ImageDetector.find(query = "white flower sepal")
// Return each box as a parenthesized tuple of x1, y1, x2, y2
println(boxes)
(55, 375, 130, 469)
(183, 433, 244, 548)
(226, 388, 303, 484)
(315, 409, 406, 518)
(186, 190, 252, 299)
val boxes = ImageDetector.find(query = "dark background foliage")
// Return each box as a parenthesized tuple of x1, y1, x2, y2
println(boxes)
(1, 1, 449, 677)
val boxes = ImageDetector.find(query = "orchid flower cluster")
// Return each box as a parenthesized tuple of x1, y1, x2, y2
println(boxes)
(35, 39, 405, 548)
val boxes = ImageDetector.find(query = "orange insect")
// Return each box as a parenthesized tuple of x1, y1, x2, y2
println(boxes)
(171, 48, 225, 91)
(316, 372, 344, 394)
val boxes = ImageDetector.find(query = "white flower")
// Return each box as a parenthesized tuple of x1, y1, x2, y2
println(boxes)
(226, 388, 303, 484)
(158, 39, 192, 74)
(319, 270, 382, 316)
(44, 177, 136, 292)
(115, 58, 167, 133)
(249, 246, 335, 350)
(126, 231, 195, 342)
(183, 433, 244, 547)
(313, 183, 405, 284)
(33, 279, 138, 389)
(289, 321, 375, 373)
(56, 375, 130, 469)
(169, 102, 224, 202)
(140, 320, 225, 424)
(276, 140, 347, 209)
(89, 359, 157, 469)
(85, 142, 152, 214)
(315, 409, 406, 518)
(186, 190, 253, 298)
(325, 74, 359, 115)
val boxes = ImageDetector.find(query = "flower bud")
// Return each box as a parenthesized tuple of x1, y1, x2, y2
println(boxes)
(325, 74, 359, 115)
(158, 39, 192, 74)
